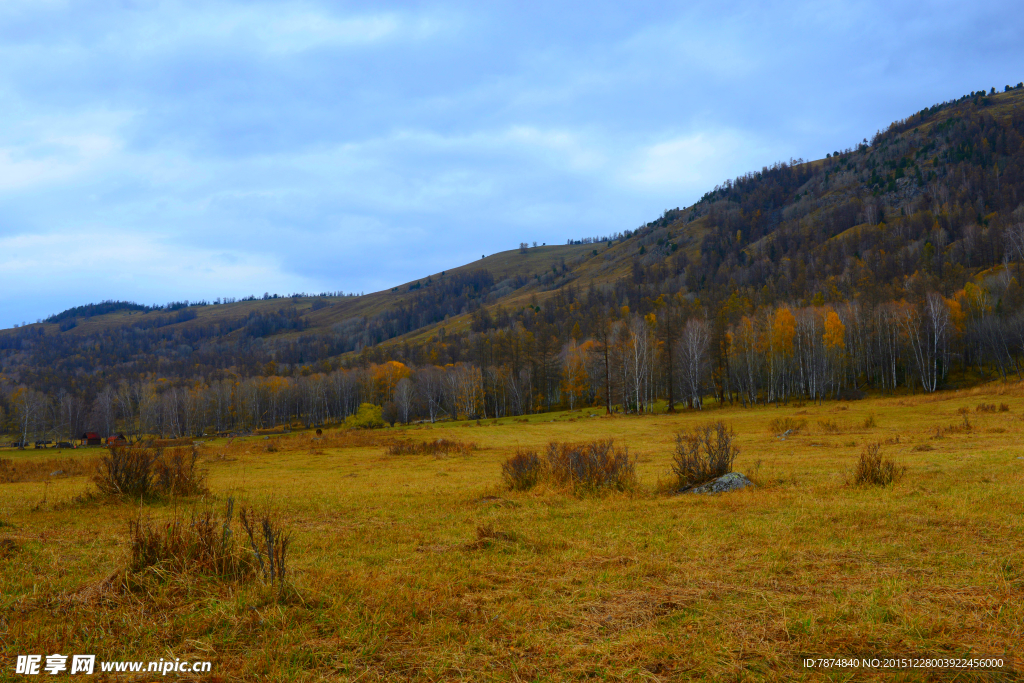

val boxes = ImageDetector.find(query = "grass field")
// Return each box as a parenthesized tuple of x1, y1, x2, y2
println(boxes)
(1, 385, 1023, 681)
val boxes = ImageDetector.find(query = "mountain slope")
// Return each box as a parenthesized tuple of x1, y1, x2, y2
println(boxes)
(4, 83, 1024, 401)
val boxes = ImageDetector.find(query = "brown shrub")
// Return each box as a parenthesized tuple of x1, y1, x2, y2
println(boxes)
(976, 403, 997, 413)
(501, 449, 541, 491)
(95, 446, 156, 498)
(545, 439, 636, 493)
(672, 421, 738, 490)
(153, 446, 207, 497)
(129, 497, 290, 586)
(129, 498, 253, 578)
(999, 403, 1010, 412)
(767, 417, 806, 437)
(96, 445, 206, 498)
(853, 443, 906, 486)
(817, 418, 844, 434)
(386, 438, 476, 457)
(863, 414, 877, 428)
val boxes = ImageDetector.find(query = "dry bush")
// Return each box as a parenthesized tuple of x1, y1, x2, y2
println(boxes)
(0, 456, 100, 483)
(767, 417, 806, 437)
(817, 418, 844, 434)
(672, 422, 738, 490)
(386, 438, 476, 457)
(153, 446, 207, 497)
(863, 414, 877, 428)
(1000, 403, 1010, 412)
(853, 443, 906, 486)
(912, 443, 934, 452)
(545, 439, 636, 493)
(501, 448, 541, 491)
(129, 497, 291, 586)
(129, 498, 252, 578)
(935, 414, 973, 438)
(976, 403, 997, 413)
(96, 445, 206, 498)
(957, 406, 971, 415)
(95, 446, 156, 498)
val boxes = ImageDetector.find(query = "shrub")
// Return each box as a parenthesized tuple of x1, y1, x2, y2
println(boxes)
(129, 498, 253, 579)
(153, 446, 207, 497)
(96, 445, 207, 498)
(999, 403, 1010, 412)
(387, 438, 476, 457)
(129, 497, 290, 586)
(348, 403, 385, 429)
(863, 414, 877, 428)
(767, 417, 806, 437)
(817, 418, 844, 434)
(545, 439, 636, 493)
(976, 403, 997, 413)
(853, 443, 906, 486)
(672, 421, 738, 490)
(95, 446, 156, 498)
(501, 449, 541, 490)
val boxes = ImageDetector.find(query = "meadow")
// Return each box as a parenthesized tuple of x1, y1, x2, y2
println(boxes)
(1, 385, 1022, 681)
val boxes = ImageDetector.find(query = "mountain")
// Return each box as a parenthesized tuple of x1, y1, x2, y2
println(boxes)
(4, 83, 1024, 431)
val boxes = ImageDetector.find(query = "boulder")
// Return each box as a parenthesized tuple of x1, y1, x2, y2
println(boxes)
(687, 472, 755, 494)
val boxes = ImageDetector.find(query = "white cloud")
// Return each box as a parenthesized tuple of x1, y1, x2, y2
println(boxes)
(622, 129, 779, 195)
(0, 230, 324, 321)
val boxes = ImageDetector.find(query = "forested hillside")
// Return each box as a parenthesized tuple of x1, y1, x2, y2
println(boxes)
(5, 83, 1024, 440)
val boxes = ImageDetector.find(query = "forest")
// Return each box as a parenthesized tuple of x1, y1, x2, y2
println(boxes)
(4, 84, 1024, 442)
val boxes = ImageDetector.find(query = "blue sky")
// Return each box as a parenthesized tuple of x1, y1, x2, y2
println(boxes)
(1, 0, 1023, 326)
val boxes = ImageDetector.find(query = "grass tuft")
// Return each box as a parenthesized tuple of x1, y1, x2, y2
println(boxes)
(128, 497, 253, 579)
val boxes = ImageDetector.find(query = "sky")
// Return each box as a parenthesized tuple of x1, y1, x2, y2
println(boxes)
(1, 0, 1023, 327)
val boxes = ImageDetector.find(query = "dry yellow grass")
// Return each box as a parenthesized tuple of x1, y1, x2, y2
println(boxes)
(1, 385, 1022, 680)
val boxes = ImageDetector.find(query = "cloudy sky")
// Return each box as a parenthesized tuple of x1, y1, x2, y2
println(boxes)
(1, 0, 1023, 326)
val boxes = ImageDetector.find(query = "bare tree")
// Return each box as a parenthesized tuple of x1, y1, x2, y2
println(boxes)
(395, 377, 415, 424)
(678, 318, 711, 409)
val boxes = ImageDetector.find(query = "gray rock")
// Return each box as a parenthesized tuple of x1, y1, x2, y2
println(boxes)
(687, 472, 755, 494)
